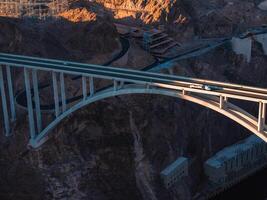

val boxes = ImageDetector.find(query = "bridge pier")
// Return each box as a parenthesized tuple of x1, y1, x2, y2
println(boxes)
(6, 65, 16, 122)
(119, 81, 124, 89)
(219, 96, 224, 109)
(114, 80, 118, 91)
(89, 77, 94, 97)
(231, 37, 252, 63)
(0, 66, 10, 136)
(32, 69, 42, 133)
(1, 52, 267, 148)
(219, 96, 228, 109)
(60, 72, 66, 112)
(24, 68, 36, 140)
(258, 102, 266, 132)
(146, 83, 150, 89)
(168, 68, 174, 75)
(82, 76, 87, 100)
(52, 71, 60, 117)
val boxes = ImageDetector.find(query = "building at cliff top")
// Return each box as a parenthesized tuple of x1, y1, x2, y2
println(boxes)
(160, 156, 188, 189)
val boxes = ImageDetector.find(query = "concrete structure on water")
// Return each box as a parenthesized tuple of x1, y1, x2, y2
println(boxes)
(160, 157, 189, 189)
(204, 135, 267, 185)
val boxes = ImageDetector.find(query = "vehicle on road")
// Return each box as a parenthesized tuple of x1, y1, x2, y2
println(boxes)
(189, 84, 221, 91)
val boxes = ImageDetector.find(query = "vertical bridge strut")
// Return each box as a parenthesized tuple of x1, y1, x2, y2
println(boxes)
(60, 72, 66, 112)
(6, 65, 16, 122)
(32, 69, 42, 133)
(89, 77, 94, 97)
(258, 102, 266, 132)
(219, 95, 228, 109)
(0, 65, 10, 136)
(24, 68, 36, 140)
(82, 76, 87, 100)
(52, 71, 60, 117)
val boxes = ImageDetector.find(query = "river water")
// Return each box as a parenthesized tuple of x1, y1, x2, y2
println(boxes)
(212, 167, 267, 199)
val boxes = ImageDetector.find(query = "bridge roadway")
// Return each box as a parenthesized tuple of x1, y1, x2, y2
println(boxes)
(0, 53, 267, 103)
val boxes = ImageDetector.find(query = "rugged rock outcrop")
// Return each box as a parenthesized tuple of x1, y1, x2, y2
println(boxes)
(1, 0, 267, 200)
(0, 16, 120, 61)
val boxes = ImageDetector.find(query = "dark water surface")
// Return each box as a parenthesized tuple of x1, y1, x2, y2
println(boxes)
(211, 167, 267, 200)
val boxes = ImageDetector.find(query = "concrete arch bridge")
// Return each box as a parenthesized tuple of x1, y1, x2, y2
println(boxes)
(0, 53, 266, 148)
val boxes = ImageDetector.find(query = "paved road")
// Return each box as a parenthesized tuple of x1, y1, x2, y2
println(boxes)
(1, 53, 267, 103)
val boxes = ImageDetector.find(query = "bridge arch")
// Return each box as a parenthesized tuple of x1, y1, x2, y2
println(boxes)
(29, 85, 267, 148)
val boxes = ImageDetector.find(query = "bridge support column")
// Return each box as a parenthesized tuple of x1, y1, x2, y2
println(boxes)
(224, 96, 228, 108)
(219, 96, 228, 109)
(146, 83, 150, 89)
(114, 80, 118, 91)
(119, 81, 124, 89)
(32, 69, 42, 133)
(24, 68, 36, 140)
(262, 103, 266, 127)
(6, 65, 16, 122)
(90, 77, 94, 97)
(60, 72, 66, 112)
(0, 66, 10, 136)
(219, 96, 224, 109)
(82, 76, 87, 100)
(52, 72, 60, 117)
(258, 102, 265, 132)
(168, 68, 174, 75)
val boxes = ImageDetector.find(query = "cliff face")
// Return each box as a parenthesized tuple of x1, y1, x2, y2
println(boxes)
(0, 16, 120, 61)
(86, 0, 188, 24)
(1, 1, 267, 200)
